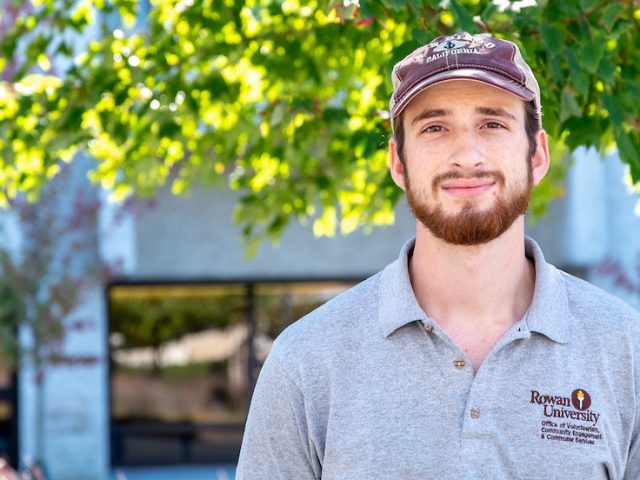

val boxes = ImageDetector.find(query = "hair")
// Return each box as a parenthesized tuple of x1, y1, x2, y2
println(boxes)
(393, 100, 541, 165)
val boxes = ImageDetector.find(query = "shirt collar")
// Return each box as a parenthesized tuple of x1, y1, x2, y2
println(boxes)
(377, 237, 428, 337)
(378, 236, 571, 344)
(523, 236, 570, 344)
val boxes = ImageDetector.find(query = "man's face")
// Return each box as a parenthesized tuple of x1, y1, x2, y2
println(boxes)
(391, 79, 541, 246)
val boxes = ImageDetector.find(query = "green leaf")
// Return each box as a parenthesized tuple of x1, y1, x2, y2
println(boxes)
(557, 2, 581, 16)
(390, 39, 422, 65)
(540, 22, 566, 52)
(596, 58, 617, 87)
(359, 0, 386, 19)
(481, 2, 498, 21)
(563, 117, 599, 150)
(601, 2, 626, 28)
(602, 94, 623, 127)
(449, 0, 477, 33)
(580, 0, 601, 11)
(579, 37, 604, 74)
(565, 50, 590, 98)
(615, 131, 640, 179)
(411, 28, 434, 45)
(547, 56, 564, 84)
(381, 0, 413, 10)
(560, 88, 581, 123)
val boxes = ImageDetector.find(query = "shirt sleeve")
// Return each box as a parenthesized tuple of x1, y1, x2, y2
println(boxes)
(623, 330, 640, 479)
(236, 350, 321, 480)
(625, 434, 640, 480)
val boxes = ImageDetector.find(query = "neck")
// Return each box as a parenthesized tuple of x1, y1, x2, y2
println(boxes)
(410, 218, 535, 330)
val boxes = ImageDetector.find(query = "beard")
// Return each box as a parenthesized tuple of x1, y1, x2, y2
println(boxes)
(404, 164, 533, 246)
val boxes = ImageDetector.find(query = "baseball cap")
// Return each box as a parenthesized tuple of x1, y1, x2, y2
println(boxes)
(389, 32, 541, 132)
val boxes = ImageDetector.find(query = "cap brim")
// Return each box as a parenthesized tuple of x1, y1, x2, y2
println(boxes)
(392, 68, 535, 119)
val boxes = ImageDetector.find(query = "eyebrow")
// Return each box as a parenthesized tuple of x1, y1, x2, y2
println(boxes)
(475, 106, 517, 121)
(410, 106, 517, 126)
(410, 109, 451, 126)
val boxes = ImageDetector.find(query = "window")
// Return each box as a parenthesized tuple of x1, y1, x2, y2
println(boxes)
(0, 367, 18, 467)
(109, 279, 357, 466)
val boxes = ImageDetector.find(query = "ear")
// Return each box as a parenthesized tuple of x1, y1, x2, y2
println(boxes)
(531, 129, 550, 186)
(389, 137, 407, 191)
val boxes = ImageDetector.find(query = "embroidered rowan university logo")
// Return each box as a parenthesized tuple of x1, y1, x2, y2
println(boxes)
(530, 388, 603, 445)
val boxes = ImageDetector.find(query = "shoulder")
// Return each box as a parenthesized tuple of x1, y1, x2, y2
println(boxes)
(559, 270, 640, 344)
(561, 271, 639, 323)
(265, 271, 384, 380)
(275, 272, 382, 352)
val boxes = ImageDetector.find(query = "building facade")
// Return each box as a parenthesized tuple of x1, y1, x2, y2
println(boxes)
(3, 148, 639, 479)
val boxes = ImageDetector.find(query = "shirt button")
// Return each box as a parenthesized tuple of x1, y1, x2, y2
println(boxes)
(470, 408, 480, 420)
(423, 323, 433, 333)
(454, 358, 465, 369)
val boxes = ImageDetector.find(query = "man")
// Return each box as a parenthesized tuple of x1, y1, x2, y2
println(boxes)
(237, 32, 640, 479)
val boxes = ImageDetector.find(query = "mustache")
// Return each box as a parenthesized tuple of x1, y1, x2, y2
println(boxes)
(432, 169, 506, 190)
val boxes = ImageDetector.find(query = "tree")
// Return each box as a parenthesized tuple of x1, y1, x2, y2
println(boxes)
(0, 173, 101, 371)
(0, 0, 638, 253)
(0, 161, 112, 471)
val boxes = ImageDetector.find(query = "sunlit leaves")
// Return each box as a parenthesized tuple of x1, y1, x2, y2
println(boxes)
(13, 74, 62, 96)
(0, 0, 639, 249)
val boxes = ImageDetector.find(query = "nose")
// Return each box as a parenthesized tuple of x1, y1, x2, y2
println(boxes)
(448, 130, 485, 170)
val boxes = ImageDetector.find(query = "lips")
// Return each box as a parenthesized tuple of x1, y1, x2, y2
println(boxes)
(440, 178, 496, 197)
(440, 178, 496, 189)
(431, 170, 505, 198)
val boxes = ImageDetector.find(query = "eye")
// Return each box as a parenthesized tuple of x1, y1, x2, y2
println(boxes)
(484, 121, 506, 129)
(420, 124, 444, 134)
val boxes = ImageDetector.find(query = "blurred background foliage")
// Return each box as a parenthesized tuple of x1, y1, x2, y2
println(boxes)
(0, 0, 639, 252)
(0, 163, 103, 370)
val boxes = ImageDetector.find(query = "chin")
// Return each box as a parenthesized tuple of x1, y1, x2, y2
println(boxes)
(443, 201, 493, 216)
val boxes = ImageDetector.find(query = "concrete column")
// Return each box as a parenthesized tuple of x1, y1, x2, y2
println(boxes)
(15, 161, 139, 480)
(561, 147, 608, 266)
(587, 153, 640, 310)
(41, 285, 110, 480)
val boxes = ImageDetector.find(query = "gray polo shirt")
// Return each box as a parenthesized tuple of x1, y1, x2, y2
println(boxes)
(237, 237, 640, 479)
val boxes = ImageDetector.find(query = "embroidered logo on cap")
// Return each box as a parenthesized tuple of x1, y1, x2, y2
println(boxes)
(426, 33, 496, 61)
(432, 39, 468, 53)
